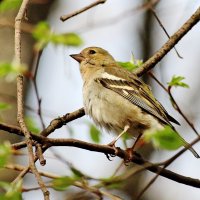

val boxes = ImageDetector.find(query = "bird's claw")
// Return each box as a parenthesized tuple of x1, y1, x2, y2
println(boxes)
(124, 148, 134, 164)
(105, 153, 113, 161)
(105, 141, 120, 161)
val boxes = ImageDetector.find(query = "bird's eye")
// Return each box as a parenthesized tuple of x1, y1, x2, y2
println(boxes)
(88, 50, 96, 54)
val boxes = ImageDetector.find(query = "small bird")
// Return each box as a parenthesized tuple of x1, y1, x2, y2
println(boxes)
(70, 46, 199, 158)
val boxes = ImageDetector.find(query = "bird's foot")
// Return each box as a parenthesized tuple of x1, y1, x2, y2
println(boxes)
(105, 141, 120, 161)
(124, 148, 134, 164)
(124, 148, 142, 165)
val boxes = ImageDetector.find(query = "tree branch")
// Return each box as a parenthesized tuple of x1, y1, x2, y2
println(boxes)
(60, 0, 106, 22)
(15, 0, 31, 63)
(2, 123, 199, 189)
(14, 75, 50, 200)
(135, 6, 200, 76)
(1, 117, 200, 189)
(10, 108, 85, 149)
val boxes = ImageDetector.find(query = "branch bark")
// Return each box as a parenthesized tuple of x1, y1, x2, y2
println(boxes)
(1, 121, 199, 189)
(15, 0, 30, 63)
(60, 0, 106, 21)
(15, 75, 50, 200)
(135, 6, 200, 76)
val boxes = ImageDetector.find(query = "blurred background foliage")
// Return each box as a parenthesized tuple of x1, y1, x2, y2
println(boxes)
(0, 0, 200, 199)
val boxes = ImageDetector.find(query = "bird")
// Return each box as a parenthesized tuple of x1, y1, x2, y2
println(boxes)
(70, 46, 199, 158)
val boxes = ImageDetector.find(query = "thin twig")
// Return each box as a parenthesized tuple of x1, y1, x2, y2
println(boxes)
(135, 84, 200, 200)
(31, 49, 46, 165)
(22, 185, 51, 193)
(150, 8, 183, 59)
(99, 162, 163, 189)
(71, 0, 159, 34)
(31, 50, 45, 128)
(12, 146, 48, 185)
(32, 50, 43, 79)
(6, 164, 59, 179)
(111, 161, 125, 177)
(60, 0, 106, 21)
(31, 76, 46, 165)
(136, 170, 160, 200)
(149, 72, 199, 137)
(0, 119, 199, 189)
(135, 6, 200, 76)
(31, 78, 45, 129)
(148, 71, 168, 92)
(36, 143, 46, 166)
(14, 75, 50, 200)
(11, 108, 85, 149)
(46, 136, 200, 188)
(168, 86, 199, 136)
(136, 133, 199, 199)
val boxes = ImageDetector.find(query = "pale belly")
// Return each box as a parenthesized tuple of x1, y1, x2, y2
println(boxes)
(83, 82, 163, 136)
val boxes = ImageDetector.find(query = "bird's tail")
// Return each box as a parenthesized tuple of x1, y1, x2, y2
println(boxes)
(189, 147, 200, 158)
(171, 126, 199, 158)
(180, 137, 199, 158)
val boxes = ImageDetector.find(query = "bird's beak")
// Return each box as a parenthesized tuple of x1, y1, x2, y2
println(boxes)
(70, 53, 85, 63)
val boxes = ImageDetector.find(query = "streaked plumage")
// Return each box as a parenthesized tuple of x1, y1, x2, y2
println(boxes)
(70, 46, 198, 158)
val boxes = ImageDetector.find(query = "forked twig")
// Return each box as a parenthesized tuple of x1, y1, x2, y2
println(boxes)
(14, 75, 49, 199)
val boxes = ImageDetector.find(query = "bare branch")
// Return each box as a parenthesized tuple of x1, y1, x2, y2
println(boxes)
(135, 6, 200, 76)
(1, 118, 200, 189)
(15, 0, 31, 63)
(168, 86, 199, 136)
(29, 136, 200, 189)
(14, 75, 50, 200)
(11, 108, 85, 149)
(150, 8, 183, 59)
(6, 164, 59, 179)
(149, 72, 199, 137)
(60, 0, 106, 22)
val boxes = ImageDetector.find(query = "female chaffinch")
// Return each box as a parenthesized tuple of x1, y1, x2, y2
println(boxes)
(70, 46, 198, 158)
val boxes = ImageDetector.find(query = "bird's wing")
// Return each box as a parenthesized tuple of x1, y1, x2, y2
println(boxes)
(96, 67, 179, 126)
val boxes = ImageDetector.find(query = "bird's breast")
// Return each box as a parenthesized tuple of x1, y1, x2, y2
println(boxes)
(83, 80, 163, 136)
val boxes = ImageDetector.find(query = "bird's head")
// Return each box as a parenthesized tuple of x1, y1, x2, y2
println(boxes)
(70, 47, 116, 67)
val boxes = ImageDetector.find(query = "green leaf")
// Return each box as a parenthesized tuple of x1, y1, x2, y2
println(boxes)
(52, 176, 78, 191)
(32, 22, 50, 40)
(168, 75, 189, 88)
(0, 142, 11, 168)
(51, 33, 83, 46)
(71, 167, 85, 178)
(0, 0, 22, 13)
(118, 55, 143, 71)
(105, 182, 123, 189)
(32, 22, 51, 51)
(118, 61, 137, 71)
(25, 116, 40, 134)
(0, 62, 27, 80)
(33, 22, 83, 51)
(89, 124, 101, 143)
(143, 126, 184, 150)
(101, 177, 123, 189)
(0, 180, 22, 200)
(0, 102, 11, 111)
(0, 63, 12, 76)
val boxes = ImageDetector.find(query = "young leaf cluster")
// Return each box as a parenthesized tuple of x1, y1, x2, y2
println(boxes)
(32, 22, 83, 51)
